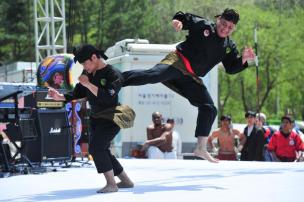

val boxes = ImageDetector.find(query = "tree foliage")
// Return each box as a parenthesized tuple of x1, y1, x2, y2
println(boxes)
(219, 2, 304, 122)
(0, 0, 34, 64)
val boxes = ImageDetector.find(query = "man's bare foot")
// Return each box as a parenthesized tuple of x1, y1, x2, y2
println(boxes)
(96, 185, 118, 193)
(194, 149, 219, 163)
(117, 181, 134, 188)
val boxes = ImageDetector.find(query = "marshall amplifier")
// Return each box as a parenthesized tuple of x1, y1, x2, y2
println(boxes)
(36, 90, 64, 108)
(37, 109, 72, 161)
(24, 109, 72, 162)
(24, 89, 68, 108)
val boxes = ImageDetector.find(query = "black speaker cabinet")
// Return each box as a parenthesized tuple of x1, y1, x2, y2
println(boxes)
(5, 114, 38, 142)
(24, 109, 72, 162)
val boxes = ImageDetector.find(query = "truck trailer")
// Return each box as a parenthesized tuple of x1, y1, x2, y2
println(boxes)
(105, 39, 218, 157)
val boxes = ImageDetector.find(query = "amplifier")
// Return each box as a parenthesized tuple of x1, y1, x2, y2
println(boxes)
(24, 89, 67, 108)
(24, 109, 73, 162)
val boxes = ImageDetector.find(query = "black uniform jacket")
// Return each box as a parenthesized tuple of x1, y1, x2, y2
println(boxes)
(173, 12, 248, 77)
(64, 65, 124, 131)
(240, 125, 265, 161)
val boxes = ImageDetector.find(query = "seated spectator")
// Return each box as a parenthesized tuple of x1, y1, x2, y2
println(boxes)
(208, 115, 244, 160)
(167, 118, 182, 159)
(266, 115, 304, 162)
(141, 112, 176, 159)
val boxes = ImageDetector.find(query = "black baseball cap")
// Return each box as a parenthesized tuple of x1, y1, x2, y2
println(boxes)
(215, 8, 239, 24)
(73, 44, 108, 63)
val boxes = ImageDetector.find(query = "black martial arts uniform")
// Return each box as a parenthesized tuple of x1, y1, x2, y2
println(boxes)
(240, 125, 265, 161)
(65, 65, 124, 175)
(123, 12, 248, 137)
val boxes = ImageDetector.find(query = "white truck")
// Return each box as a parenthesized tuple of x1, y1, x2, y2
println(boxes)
(105, 39, 218, 157)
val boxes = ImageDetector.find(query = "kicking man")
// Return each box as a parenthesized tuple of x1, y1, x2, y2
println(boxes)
(122, 8, 255, 162)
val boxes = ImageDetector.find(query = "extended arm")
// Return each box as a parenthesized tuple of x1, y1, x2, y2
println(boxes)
(48, 81, 87, 102)
(223, 40, 255, 74)
(172, 11, 204, 31)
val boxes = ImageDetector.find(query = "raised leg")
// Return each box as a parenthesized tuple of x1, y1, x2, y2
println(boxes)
(122, 64, 182, 86)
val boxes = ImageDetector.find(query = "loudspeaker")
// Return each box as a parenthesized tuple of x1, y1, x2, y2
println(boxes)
(20, 118, 38, 139)
(24, 109, 72, 162)
(37, 109, 72, 161)
(5, 117, 38, 141)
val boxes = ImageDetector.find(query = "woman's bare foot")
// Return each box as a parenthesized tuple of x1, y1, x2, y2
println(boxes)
(117, 181, 134, 188)
(96, 184, 118, 193)
(194, 149, 219, 163)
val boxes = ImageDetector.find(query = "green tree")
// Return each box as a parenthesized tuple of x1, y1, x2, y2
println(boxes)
(0, 0, 34, 63)
(0, 0, 303, 122)
(219, 3, 304, 122)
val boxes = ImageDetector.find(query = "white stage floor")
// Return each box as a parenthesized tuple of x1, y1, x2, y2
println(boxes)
(1, 159, 303, 202)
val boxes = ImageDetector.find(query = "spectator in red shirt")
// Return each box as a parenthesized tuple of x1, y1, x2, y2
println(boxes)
(266, 115, 304, 162)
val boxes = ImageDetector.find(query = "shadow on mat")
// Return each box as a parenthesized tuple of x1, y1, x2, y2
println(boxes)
(2, 188, 97, 202)
(120, 184, 226, 194)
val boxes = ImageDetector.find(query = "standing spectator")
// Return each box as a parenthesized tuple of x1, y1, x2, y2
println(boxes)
(266, 115, 304, 162)
(277, 115, 304, 140)
(167, 118, 183, 159)
(256, 112, 276, 144)
(208, 115, 244, 160)
(142, 112, 176, 159)
(240, 111, 265, 161)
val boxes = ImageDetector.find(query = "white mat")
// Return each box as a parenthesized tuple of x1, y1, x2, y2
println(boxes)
(1, 159, 303, 202)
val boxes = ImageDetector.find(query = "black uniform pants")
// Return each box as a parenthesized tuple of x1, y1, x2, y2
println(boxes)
(122, 64, 217, 137)
(89, 119, 123, 175)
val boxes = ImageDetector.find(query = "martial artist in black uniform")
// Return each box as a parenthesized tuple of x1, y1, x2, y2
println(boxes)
(48, 45, 134, 193)
(122, 8, 256, 162)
